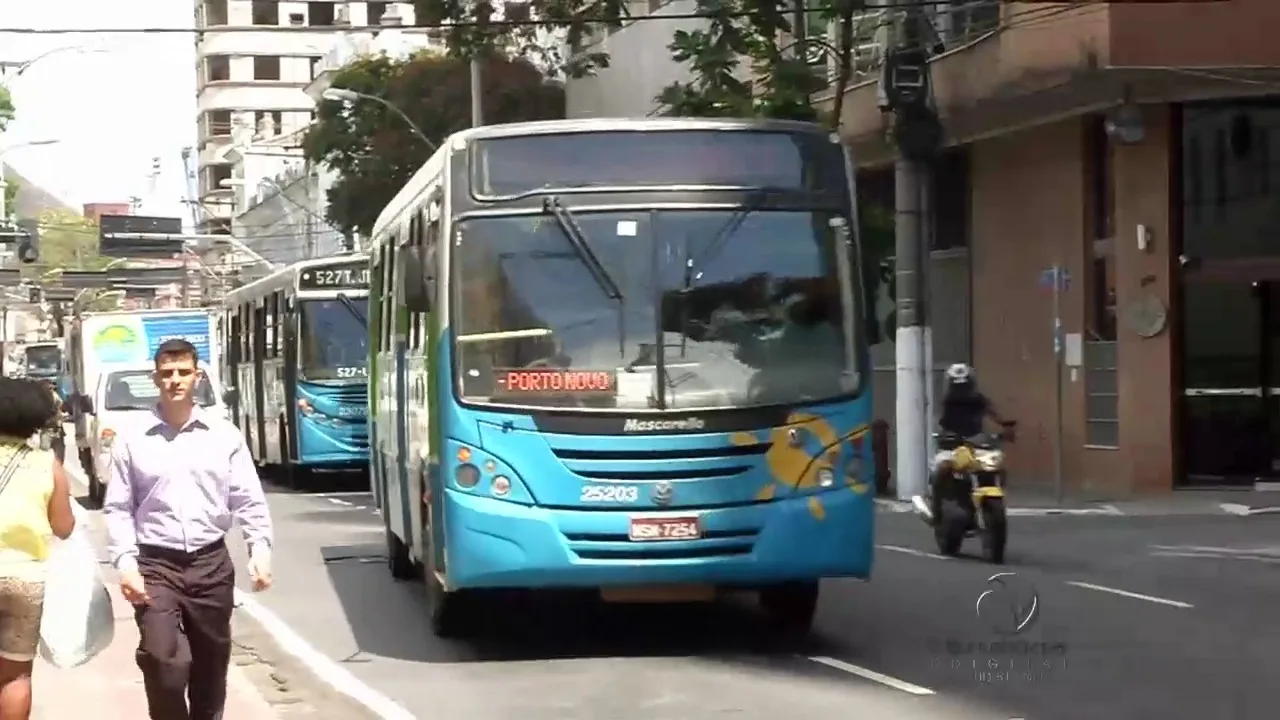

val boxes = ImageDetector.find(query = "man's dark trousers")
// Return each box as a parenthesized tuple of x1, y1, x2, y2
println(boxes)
(134, 539, 235, 720)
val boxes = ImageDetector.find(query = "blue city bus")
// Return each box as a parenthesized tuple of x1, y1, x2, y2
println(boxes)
(222, 255, 371, 485)
(368, 118, 875, 637)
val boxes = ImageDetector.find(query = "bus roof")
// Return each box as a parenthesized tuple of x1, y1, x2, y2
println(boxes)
(368, 116, 834, 242)
(223, 253, 370, 307)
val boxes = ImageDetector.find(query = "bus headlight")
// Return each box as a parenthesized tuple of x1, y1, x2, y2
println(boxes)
(455, 464, 480, 488)
(491, 476, 511, 496)
(297, 399, 315, 415)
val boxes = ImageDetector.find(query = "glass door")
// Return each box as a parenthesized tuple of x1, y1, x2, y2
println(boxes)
(1181, 270, 1280, 485)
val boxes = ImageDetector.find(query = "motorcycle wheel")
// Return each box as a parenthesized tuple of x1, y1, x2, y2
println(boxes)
(934, 500, 968, 556)
(979, 497, 1008, 564)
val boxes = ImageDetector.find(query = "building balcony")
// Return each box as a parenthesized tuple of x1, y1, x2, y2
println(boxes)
(832, 0, 1280, 166)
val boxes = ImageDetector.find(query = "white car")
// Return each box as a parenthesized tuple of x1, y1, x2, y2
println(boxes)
(84, 365, 226, 502)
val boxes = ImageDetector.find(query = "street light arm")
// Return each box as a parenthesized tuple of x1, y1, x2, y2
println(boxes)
(330, 89, 436, 151)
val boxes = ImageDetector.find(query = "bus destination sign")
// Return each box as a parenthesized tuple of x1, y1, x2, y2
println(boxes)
(494, 368, 616, 395)
(299, 263, 370, 291)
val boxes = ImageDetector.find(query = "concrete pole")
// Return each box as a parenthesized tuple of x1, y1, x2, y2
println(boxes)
(894, 158, 930, 501)
(469, 56, 484, 126)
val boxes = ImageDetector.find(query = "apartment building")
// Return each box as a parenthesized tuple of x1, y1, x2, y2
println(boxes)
(568, 0, 1280, 496)
(193, 0, 416, 233)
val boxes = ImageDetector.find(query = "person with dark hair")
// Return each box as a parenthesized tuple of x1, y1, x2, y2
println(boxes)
(103, 338, 273, 720)
(0, 377, 76, 719)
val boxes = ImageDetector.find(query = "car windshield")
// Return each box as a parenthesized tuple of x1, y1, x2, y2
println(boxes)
(25, 346, 61, 374)
(104, 371, 216, 410)
(299, 298, 369, 382)
(452, 209, 857, 410)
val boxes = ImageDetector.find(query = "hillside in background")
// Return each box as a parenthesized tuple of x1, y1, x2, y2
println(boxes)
(2, 163, 77, 217)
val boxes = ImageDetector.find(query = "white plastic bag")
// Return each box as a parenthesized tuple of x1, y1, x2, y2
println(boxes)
(37, 503, 115, 668)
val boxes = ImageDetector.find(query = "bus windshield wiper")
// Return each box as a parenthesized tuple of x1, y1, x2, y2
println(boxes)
(681, 188, 771, 294)
(336, 293, 367, 329)
(542, 196, 628, 358)
(542, 196, 623, 302)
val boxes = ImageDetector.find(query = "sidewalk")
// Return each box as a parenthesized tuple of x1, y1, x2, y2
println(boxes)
(32, 584, 279, 719)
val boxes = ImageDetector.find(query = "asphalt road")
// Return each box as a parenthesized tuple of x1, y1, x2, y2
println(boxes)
(238, 478, 1280, 720)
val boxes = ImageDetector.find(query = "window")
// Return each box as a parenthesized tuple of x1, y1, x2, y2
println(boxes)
(368, 2, 388, 24)
(204, 0, 228, 26)
(931, 148, 969, 250)
(255, 110, 283, 136)
(251, 0, 278, 25)
(308, 1, 335, 25)
(1085, 116, 1116, 342)
(253, 56, 281, 81)
(309, 56, 322, 79)
(205, 110, 232, 137)
(205, 163, 233, 194)
(206, 55, 230, 82)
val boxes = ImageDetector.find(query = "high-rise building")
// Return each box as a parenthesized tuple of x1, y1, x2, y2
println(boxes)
(193, 1, 417, 234)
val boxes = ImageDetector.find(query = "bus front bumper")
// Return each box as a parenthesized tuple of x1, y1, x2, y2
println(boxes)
(441, 488, 874, 591)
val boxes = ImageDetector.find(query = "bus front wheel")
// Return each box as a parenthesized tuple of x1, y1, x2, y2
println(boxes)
(759, 582, 820, 637)
(425, 545, 477, 638)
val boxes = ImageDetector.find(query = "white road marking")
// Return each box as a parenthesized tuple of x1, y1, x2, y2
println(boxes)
(877, 544, 951, 561)
(234, 590, 416, 720)
(326, 497, 355, 507)
(807, 655, 935, 695)
(306, 491, 372, 498)
(1151, 550, 1280, 564)
(1064, 581, 1194, 609)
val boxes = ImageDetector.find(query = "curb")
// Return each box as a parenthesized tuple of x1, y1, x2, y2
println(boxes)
(872, 498, 1125, 516)
(1218, 503, 1280, 517)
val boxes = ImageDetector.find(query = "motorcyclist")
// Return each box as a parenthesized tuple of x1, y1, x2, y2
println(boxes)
(38, 379, 68, 463)
(912, 363, 1014, 524)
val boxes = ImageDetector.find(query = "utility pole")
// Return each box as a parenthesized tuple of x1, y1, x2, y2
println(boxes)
(470, 56, 483, 126)
(882, 1, 943, 501)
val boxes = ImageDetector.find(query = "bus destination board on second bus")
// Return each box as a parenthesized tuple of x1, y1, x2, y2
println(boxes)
(299, 262, 371, 291)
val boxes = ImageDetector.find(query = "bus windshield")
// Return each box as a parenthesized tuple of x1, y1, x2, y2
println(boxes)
(104, 370, 216, 410)
(452, 209, 858, 411)
(25, 346, 61, 376)
(299, 298, 370, 382)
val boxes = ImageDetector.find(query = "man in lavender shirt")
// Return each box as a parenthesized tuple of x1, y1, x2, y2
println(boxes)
(104, 338, 274, 720)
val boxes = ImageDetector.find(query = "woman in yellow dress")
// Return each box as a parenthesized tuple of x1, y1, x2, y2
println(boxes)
(0, 377, 76, 718)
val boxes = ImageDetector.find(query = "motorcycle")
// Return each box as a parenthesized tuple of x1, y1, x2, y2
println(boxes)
(919, 424, 1014, 564)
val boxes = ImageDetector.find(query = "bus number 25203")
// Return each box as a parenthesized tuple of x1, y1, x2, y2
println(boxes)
(580, 485, 639, 503)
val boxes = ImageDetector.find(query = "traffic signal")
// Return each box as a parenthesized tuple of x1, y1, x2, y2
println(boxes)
(16, 219, 39, 264)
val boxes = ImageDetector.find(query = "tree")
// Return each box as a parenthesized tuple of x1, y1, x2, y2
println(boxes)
(1, 84, 15, 219)
(303, 51, 564, 238)
(26, 210, 112, 273)
(414, 0, 868, 129)
(0, 84, 13, 133)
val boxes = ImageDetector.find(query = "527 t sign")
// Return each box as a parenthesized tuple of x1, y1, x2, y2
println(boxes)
(299, 263, 370, 290)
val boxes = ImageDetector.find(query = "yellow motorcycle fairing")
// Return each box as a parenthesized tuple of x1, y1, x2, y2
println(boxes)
(951, 445, 979, 472)
(972, 486, 1005, 499)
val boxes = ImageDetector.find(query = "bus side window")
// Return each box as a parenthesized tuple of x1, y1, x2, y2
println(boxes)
(408, 214, 422, 351)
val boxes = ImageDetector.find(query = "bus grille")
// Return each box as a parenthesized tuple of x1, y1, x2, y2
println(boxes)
(549, 441, 772, 481)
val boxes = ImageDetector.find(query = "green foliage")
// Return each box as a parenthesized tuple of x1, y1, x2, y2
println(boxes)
(303, 51, 564, 238)
(414, 0, 629, 77)
(0, 84, 13, 133)
(412, 0, 862, 124)
(657, 0, 828, 122)
(34, 211, 111, 270)
(2, 176, 16, 220)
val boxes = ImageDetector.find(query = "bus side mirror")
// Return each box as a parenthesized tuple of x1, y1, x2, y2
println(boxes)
(400, 245, 436, 313)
